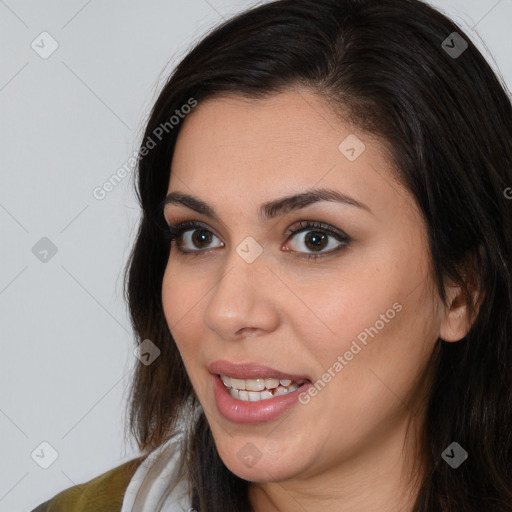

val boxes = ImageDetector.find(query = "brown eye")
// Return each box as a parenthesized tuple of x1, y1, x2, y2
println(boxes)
(164, 221, 224, 255)
(178, 227, 223, 252)
(302, 231, 328, 252)
(285, 220, 351, 260)
(190, 229, 214, 249)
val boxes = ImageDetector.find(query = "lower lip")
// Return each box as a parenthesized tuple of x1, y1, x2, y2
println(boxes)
(211, 373, 312, 424)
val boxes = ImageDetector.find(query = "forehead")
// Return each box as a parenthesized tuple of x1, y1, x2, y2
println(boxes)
(167, 89, 413, 223)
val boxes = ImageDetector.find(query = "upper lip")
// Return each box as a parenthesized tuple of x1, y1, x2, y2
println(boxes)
(208, 360, 310, 381)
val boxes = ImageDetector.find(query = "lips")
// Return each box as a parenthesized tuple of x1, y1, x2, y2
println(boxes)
(208, 359, 311, 382)
(210, 372, 313, 424)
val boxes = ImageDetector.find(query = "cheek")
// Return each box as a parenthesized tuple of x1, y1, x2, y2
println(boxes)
(312, 239, 434, 363)
(288, 256, 405, 372)
(294, 252, 437, 413)
(162, 258, 204, 324)
(161, 262, 205, 368)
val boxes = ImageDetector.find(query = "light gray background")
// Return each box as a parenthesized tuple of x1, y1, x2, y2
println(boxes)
(0, 1, 510, 510)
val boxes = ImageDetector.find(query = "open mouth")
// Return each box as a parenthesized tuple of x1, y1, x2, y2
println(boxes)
(219, 374, 310, 402)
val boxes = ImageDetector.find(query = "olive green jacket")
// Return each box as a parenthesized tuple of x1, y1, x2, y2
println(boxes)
(30, 455, 146, 512)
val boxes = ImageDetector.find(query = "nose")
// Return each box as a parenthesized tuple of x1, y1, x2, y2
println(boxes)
(203, 243, 281, 340)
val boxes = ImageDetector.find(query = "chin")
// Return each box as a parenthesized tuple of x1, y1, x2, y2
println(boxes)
(217, 442, 307, 483)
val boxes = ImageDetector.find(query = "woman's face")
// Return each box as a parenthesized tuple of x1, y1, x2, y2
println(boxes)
(161, 90, 446, 488)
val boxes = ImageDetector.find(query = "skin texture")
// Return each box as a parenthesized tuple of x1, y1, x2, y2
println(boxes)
(161, 89, 475, 512)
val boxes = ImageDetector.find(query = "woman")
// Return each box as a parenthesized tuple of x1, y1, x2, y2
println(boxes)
(32, 0, 512, 510)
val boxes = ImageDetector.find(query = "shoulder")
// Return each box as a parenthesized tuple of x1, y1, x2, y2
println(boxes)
(30, 455, 147, 512)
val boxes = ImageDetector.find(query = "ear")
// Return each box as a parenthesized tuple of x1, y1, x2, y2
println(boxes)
(439, 252, 483, 342)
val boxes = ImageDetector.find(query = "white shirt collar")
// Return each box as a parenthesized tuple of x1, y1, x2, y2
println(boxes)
(121, 431, 192, 512)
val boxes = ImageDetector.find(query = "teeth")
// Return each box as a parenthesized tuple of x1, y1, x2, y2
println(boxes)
(220, 375, 306, 391)
(273, 386, 290, 397)
(264, 378, 280, 389)
(246, 378, 266, 391)
(221, 374, 307, 402)
(260, 390, 274, 400)
(231, 378, 245, 389)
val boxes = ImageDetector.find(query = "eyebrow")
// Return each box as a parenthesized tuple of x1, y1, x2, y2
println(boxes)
(159, 187, 372, 221)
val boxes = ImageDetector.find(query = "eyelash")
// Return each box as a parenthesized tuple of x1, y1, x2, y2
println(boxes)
(161, 220, 351, 261)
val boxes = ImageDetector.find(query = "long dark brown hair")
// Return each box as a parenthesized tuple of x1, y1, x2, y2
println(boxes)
(123, 0, 512, 510)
